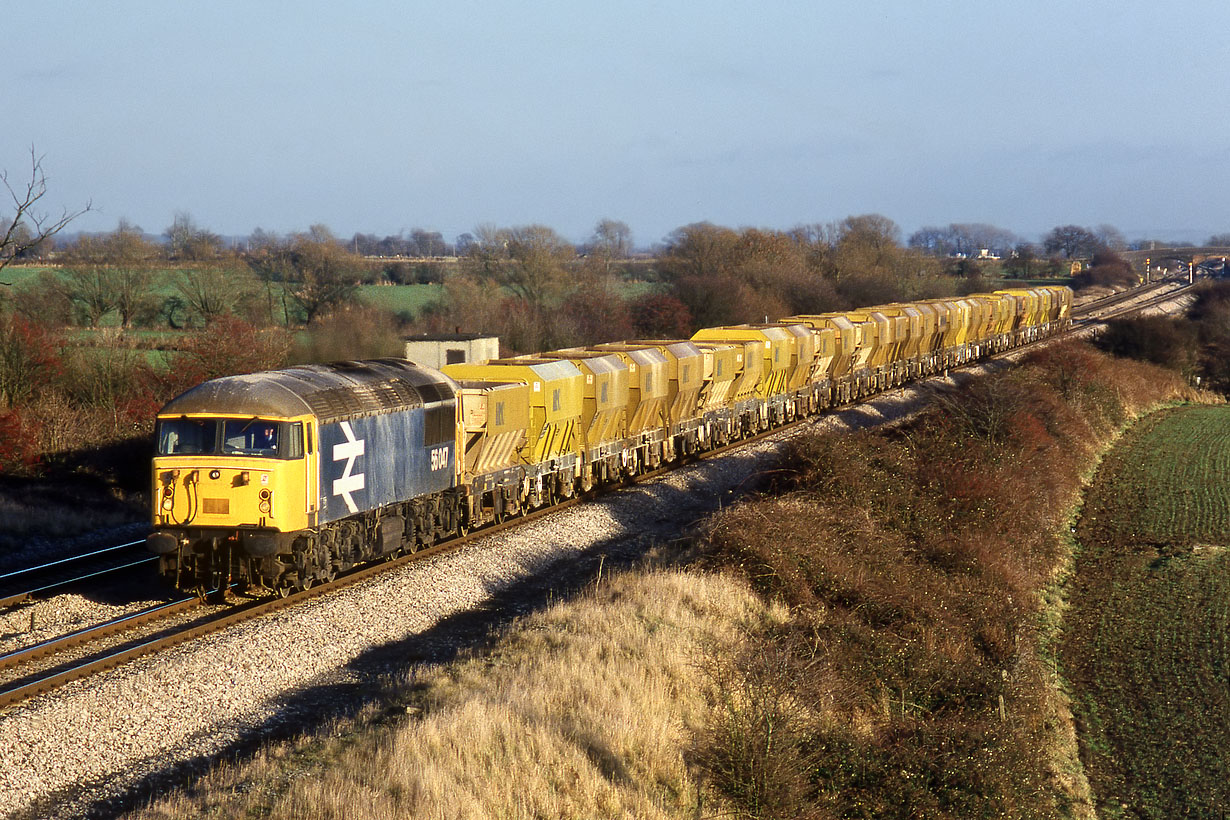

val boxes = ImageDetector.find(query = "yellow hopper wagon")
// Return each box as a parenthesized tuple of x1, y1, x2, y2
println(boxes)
(588, 343, 671, 472)
(692, 335, 767, 439)
(692, 341, 741, 447)
(531, 349, 631, 490)
(624, 340, 707, 459)
(442, 357, 584, 510)
(691, 325, 792, 430)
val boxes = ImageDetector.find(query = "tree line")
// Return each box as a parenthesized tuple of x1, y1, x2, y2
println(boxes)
(3, 149, 1221, 477)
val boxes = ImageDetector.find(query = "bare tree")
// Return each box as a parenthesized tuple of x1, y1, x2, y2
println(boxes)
(463, 223, 575, 312)
(1094, 224, 1127, 252)
(588, 218, 632, 268)
(1043, 225, 1102, 259)
(246, 226, 363, 324)
(60, 220, 159, 328)
(1, 148, 91, 279)
(164, 211, 224, 261)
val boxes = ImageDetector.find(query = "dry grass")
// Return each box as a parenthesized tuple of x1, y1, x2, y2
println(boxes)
(127, 569, 782, 820)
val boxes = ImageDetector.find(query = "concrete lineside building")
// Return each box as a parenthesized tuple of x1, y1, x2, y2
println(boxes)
(403, 333, 500, 369)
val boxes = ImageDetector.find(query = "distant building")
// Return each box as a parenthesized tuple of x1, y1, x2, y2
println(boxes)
(402, 332, 499, 369)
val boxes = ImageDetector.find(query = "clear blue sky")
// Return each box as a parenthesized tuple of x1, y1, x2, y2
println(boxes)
(5, 0, 1229, 247)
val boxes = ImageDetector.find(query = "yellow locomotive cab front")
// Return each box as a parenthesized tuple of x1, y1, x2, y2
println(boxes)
(149, 414, 317, 555)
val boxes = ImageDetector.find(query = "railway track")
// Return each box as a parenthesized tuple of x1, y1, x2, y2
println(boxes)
(1071, 277, 1186, 320)
(0, 540, 158, 609)
(2, 278, 1196, 713)
(1071, 279, 1194, 330)
(0, 417, 804, 712)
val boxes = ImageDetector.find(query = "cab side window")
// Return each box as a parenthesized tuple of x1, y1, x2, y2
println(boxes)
(283, 422, 304, 459)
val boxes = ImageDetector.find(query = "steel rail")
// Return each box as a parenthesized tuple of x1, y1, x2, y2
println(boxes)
(0, 556, 160, 610)
(0, 596, 200, 674)
(0, 540, 145, 582)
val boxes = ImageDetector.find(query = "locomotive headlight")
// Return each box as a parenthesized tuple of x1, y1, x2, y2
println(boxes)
(259, 488, 272, 514)
(161, 496, 173, 511)
(209, 469, 221, 480)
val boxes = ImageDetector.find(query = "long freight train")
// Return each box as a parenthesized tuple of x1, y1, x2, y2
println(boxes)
(147, 286, 1072, 595)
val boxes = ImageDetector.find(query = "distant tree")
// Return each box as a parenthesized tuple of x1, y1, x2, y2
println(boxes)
(246, 225, 364, 324)
(1043, 225, 1102, 258)
(60, 220, 160, 327)
(909, 223, 1017, 258)
(660, 223, 839, 324)
(164, 212, 225, 261)
(1001, 243, 1041, 279)
(1, 147, 91, 279)
(838, 213, 902, 252)
(1207, 233, 1230, 246)
(908, 226, 955, 256)
(175, 263, 264, 325)
(587, 218, 633, 269)
(464, 224, 574, 313)
(554, 282, 634, 348)
(410, 229, 448, 257)
(246, 227, 281, 254)
(658, 223, 743, 326)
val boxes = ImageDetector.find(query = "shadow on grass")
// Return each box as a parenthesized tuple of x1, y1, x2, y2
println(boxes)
(35, 450, 761, 820)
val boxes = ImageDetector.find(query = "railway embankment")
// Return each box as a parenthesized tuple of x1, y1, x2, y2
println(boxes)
(88, 340, 1210, 820)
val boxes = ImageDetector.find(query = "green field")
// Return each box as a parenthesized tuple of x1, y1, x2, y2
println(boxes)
(355, 282, 443, 317)
(1061, 405, 1230, 819)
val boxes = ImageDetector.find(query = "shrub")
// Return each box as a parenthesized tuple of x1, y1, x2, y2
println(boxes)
(0, 313, 63, 408)
(293, 304, 404, 364)
(1071, 251, 1137, 289)
(695, 343, 1193, 819)
(1094, 316, 1198, 375)
(165, 316, 293, 395)
(629, 292, 695, 339)
(0, 409, 43, 474)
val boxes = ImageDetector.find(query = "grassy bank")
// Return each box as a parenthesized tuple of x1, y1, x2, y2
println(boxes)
(128, 570, 777, 819)
(1059, 405, 1230, 819)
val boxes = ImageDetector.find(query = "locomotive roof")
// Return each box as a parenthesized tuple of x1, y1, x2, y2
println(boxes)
(158, 358, 457, 424)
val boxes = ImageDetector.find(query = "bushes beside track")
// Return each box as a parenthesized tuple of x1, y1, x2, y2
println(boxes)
(694, 342, 1199, 819)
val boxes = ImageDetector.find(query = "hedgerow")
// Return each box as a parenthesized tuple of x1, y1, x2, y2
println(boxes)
(695, 341, 1197, 819)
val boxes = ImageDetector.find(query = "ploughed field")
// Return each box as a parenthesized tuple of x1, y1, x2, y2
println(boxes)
(1061, 405, 1230, 819)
